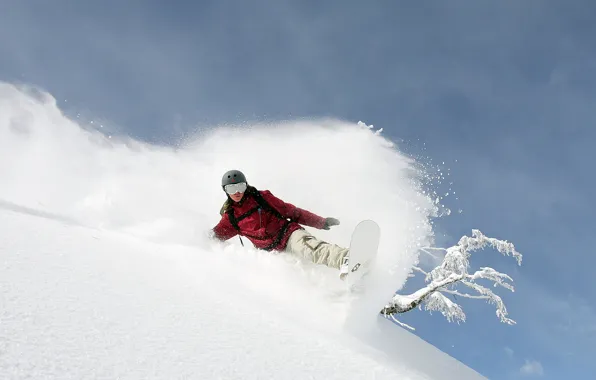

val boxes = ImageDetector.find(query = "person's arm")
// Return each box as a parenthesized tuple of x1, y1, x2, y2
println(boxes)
(212, 213, 238, 241)
(261, 190, 337, 230)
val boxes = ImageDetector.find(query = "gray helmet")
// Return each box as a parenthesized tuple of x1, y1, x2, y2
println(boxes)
(221, 169, 247, 187)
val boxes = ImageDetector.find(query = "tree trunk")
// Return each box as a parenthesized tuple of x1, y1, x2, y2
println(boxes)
(380, 273, 463, 316)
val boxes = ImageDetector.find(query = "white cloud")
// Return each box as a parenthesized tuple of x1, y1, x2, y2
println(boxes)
(504, 346, 514, 358)
(520, 360, 544, 377)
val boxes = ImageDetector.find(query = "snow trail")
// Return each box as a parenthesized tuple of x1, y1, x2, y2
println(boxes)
(0, 82, 484, 379)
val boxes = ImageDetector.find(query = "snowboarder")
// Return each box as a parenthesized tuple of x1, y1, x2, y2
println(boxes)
(210, 169, 350, 279)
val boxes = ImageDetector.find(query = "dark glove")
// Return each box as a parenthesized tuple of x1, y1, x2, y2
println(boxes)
(322, 217, 340, 230)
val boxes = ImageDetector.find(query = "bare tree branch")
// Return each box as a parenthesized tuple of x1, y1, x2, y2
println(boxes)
(420, 247, 443, 260)
(440, 289, 490, 300)
(390, 315, 416, 331)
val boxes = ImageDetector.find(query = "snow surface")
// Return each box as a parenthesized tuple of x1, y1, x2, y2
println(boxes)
(0, 82, 485, 379)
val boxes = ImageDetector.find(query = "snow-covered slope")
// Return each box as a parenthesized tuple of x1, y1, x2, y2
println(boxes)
(0, 82, 484, 379)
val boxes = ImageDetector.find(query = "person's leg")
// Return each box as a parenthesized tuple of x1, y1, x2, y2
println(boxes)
(284, 228, 349, 270)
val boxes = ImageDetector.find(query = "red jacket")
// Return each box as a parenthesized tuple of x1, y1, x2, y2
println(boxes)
(212, 188, 327, 251)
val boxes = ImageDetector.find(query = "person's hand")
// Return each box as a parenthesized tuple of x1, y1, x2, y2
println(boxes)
(322, 217, 340, 230)
(206, 229, 220, 241)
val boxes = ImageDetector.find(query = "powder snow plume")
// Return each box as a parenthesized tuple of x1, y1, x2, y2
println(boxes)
(0, 82, 482, 379)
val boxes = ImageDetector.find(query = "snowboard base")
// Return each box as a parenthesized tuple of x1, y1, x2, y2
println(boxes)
(343, 220, 380, 287)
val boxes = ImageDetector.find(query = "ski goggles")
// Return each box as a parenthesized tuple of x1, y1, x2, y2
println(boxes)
(224, 182, 247, 195)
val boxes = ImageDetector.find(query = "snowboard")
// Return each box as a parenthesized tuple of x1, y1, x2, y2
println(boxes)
(343, 220, 380, 287)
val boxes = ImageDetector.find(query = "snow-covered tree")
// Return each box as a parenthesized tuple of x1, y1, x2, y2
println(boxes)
(380, 229, 523, 329)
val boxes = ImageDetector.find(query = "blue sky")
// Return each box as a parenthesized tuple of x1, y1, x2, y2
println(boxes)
(1, 0, 594, 378)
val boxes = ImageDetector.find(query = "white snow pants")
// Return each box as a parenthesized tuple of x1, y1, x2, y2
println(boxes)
(284, 228, 348, 270)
